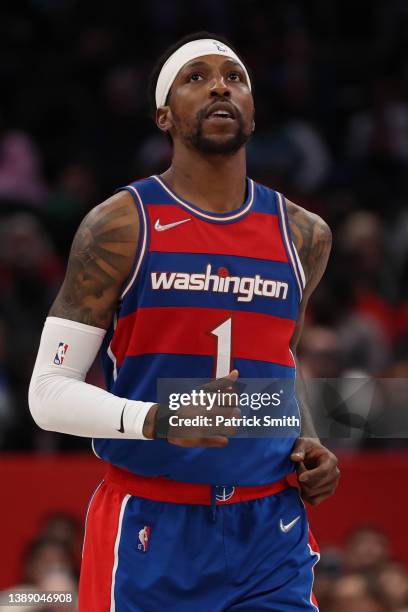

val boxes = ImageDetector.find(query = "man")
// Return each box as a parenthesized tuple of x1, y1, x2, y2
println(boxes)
(29, 32, 339, 611)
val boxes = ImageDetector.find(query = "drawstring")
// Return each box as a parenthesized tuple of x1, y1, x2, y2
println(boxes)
(210, 485, 217, 522)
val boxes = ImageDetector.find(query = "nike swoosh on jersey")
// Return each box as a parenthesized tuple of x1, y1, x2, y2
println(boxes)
(154, 218, 191, 232)
(279, 515, 301, 533)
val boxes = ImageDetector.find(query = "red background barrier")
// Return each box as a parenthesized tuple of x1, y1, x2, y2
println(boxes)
(0, 451, 407, 589)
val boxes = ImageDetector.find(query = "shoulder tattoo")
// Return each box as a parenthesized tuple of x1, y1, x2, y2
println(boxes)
(286, 199, 332, 291)
(49, 193, 138, 328)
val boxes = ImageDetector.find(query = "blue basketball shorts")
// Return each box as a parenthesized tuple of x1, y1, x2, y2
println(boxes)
(79, 470, 320, 611)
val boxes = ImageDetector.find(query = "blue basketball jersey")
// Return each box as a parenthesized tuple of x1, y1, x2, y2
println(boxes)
(94, 175, 305, 485)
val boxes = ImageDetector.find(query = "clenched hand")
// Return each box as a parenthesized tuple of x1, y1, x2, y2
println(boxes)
(291, 437, 340, 505)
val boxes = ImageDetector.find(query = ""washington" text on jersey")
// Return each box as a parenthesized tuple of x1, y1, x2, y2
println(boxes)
(150, 264, 289, 303)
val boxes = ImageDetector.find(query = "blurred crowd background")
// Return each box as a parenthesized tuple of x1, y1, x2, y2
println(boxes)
(1, 0, 408, 609)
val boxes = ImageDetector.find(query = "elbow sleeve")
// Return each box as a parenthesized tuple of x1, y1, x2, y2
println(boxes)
(28, 317, 154, 439)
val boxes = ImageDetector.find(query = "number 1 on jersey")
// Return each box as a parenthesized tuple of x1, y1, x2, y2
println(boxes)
(211, 318, 232, 378)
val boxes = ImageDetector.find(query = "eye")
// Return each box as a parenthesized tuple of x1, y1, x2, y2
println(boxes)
(189, 72, 204, 82)
(228, 72, 242, 81)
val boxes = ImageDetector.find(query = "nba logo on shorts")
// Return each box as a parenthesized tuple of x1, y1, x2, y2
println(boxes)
(54, 342, 69, 365)
(138, 526, 151, 552)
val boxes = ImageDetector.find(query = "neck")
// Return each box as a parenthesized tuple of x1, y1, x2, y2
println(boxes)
(160, 144, 247, 213)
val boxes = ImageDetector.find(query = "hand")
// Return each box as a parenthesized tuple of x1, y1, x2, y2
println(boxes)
(167, 369, 240, 448)
(143, 370, 241, 447)
(290, 437, 340, 506)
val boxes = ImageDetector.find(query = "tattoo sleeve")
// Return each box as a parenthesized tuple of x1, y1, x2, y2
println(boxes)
(49, 192, 138, 329)
(286, 198, 333, 438)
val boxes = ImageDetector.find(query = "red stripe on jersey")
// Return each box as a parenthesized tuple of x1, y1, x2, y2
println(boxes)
(111, 307, 295, 367)
(147, 205, 288, 262)
(78, 482, 126, 611)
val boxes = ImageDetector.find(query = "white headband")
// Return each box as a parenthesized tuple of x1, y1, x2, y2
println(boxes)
(155, 38, 251, 108)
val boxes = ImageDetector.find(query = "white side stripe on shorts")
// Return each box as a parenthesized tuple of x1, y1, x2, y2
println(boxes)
(308, 542, 321, 611)
(81, 480, 104, 558)
(110, 494, 131, 612)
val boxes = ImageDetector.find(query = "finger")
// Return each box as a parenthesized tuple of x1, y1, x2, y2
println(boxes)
(299, 469, 335, 487)
(293, 460, 307, 476)
(290, 437, 318, 462)
(300, 482, 337, 500)
(290, 439, 307, 462)
(227, 369, 239, 381)
(291, 451, 305, 462)
(212, 418, 241, 437)
(205, 370, 239, 392)
(214, 406, 241, 420)
(293, 459, 306, 471)
(299, 462, 340, 486)
(300, 479, 339, 498)
(299, 470, 340, 494)
(302, 486, 336, 506)
(298, 459, 337, 484)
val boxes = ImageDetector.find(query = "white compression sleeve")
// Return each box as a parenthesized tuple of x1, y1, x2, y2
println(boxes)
(28, 316, 155, 439)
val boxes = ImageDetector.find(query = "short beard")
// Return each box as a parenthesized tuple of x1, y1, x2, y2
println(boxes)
(183, 108, 251, 155)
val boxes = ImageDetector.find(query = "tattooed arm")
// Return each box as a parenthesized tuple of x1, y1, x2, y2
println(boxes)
(49, 191, 139, 326)
(28, 191, 161, 441)
(31, 191, 229, 445)
(286, 198, 340, 505)
(286, 198, 332, 437)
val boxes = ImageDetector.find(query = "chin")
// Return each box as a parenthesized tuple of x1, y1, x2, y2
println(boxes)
(191, 131, 250, 155)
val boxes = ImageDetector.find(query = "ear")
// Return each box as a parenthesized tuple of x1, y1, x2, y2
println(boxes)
(252, 119, 255, 132)
(156, 107, 173, 134)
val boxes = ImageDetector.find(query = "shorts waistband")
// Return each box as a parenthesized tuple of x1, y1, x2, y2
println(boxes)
(105, 464, 290, 505)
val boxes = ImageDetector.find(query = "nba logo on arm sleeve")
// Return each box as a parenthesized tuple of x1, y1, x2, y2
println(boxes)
(54, 342, 69, 365)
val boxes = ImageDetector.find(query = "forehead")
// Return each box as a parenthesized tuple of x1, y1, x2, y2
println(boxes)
(163, 52, 252, 106)
(177, 54, 243, 77)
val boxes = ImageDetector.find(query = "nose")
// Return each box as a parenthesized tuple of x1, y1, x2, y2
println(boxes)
(209, 74, 231, 98)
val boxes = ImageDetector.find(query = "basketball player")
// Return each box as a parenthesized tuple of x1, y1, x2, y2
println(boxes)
(29, 32, 340, 611)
